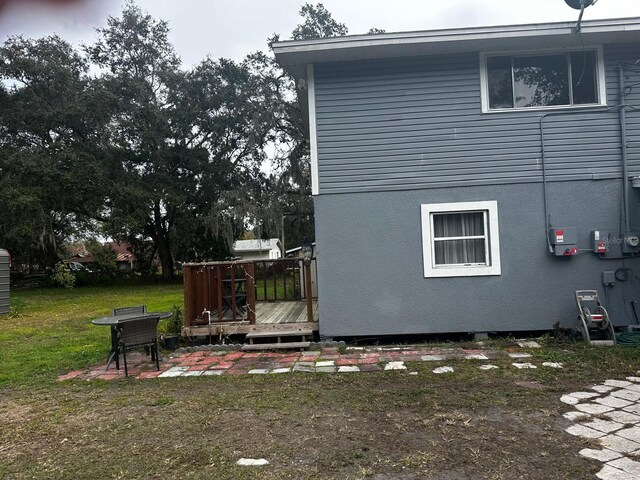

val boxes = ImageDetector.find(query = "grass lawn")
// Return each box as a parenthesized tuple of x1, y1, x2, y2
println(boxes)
(2, 285, 640, 479)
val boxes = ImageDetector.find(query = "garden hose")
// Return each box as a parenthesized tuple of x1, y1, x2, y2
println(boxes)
(616, 331, 640, 346)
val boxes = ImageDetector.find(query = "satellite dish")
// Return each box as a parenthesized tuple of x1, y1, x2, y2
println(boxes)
(565, 0, 594, 9)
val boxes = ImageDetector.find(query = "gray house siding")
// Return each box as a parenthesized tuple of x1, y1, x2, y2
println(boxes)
(311, 42, 640, 337)
(314, 44, 640, 194)
(315, 180, 640, 337)
(0, 250, 9, 315)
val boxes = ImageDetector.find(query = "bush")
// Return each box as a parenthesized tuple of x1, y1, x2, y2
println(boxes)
(163, 304, 183, 336)
(52, 262, 75, 289)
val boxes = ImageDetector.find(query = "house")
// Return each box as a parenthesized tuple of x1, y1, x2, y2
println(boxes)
(232, 239, 283, 261)
(66, 242, 137, 272)
(273, 17, 640, 338)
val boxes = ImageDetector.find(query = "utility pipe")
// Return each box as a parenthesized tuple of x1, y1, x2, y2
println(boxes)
(619, 64, 631, 233)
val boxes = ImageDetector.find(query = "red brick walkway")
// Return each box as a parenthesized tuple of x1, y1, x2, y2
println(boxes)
(57, 343, 546, 381)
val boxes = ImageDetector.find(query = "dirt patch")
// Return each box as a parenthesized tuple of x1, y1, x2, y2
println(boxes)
(0, 369, 603, 480)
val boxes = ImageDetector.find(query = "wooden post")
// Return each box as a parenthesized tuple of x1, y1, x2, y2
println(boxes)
(230, 266, 236, 322)
(283, 259, 288, 301)
(216, 265, 223, 322)
(304, 261, 313, 322)
(183, 265, 192, 328)
(273, 261, 277, 302)
(245, 263, 256, 324)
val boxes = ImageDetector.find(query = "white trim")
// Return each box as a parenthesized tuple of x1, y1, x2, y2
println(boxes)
(306, 64, 319, 196)
(479, 46, 607, 113)
(421, 201, 501, 278)
(273, 17, 640, 67)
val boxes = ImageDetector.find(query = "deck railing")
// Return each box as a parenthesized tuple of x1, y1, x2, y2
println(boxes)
(182, 258, 316, 329)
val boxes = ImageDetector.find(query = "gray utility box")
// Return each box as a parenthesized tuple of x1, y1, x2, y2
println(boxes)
(549, 227, 578, 256)
(0, 249, 9, 314)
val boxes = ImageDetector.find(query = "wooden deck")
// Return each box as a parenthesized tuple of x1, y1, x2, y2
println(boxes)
(182, 300, 319, 337)
(256, 300, 319, 324)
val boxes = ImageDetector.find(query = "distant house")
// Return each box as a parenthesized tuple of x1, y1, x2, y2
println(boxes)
(233, 239, 283, 261)
(66, 242, 136, 272)
(273, 17, 640, 338)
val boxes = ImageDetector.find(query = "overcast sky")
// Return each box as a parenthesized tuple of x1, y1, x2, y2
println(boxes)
(1, 0, 640, 67)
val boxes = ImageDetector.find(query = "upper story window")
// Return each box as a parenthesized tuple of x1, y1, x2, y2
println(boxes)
(480, 48, 606, 112)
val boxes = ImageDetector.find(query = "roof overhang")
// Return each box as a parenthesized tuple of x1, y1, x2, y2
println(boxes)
(273, 17, 640, 79)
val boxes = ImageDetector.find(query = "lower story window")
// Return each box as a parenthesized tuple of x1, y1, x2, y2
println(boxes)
(421, 201, 501, 277)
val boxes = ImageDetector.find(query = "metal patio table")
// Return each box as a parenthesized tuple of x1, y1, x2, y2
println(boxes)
(92, 311, 172, 371)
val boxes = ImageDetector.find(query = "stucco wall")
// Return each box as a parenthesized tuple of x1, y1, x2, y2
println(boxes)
(314, 179, 640, 337)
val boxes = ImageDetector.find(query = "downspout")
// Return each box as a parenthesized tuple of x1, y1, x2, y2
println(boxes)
(619, 64, 630, 232)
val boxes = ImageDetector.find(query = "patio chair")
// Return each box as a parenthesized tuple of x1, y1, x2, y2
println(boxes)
(112, 305, 147, 316)
(117, 316, 160, 377)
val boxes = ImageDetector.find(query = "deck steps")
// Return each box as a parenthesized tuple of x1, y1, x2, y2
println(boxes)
(246, 329, 313, 339)
(241, 341, 310, 351)
(243, 328, 313, 351)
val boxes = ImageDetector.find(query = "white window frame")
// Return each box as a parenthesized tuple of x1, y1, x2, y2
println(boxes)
(479, 46, 607, 113)
(421, 201, 501, 278)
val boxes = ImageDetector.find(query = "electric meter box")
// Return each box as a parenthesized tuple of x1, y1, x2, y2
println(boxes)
(622, 231, 640, 255)
(549, 227, 578, 256)
(591, 230, 609, 254)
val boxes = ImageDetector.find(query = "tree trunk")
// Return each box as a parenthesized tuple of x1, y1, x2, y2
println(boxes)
(152, 200, 174, 281)
(156, 235, 174, 281)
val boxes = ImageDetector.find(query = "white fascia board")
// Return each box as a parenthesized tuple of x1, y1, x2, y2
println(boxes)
(306, 64, 319, 196)
(273, 17, 640, 66)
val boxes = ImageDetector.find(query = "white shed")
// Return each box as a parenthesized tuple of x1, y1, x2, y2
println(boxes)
(0, 249, 9, 314)
(232, 239, 283, 261)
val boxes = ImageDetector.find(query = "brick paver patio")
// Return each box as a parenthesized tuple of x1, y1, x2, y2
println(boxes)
(58, 341, 556, 381)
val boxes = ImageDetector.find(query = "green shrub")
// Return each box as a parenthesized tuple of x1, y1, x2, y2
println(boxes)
(164, 304, 183, 336)
(52, 262, 75, 289)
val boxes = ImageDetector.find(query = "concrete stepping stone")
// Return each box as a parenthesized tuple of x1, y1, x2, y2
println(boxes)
(182, 370, 203, 377)
(509, 353, 533, 358)
(512, 362, 537, 369)
(384, 361, 407, 371)
(593, 385, 616, 393)
(566, 424, 605, 439)
(596, 464, 637, 479)
(575, 403, 615, 414)
(599, 434, 640, 454)
(583, 419, 625, 434)
(561, 395, 580, 405)
(201, 370, 224, 376)
(596, 396, 634, 409)
(517, 341, 541, 348)
(605, 380, 633, 388)
(315, 361, 335, 367)
(563, 411, 590, 421)
(568, 391, 600, 400)
(580, 448, 622, 462)
(607, 457, 640, 477)
(613, 390, 640, 402)
(421, 355, 445, 361)
(604, 411, 640, 424)
(478, 364, 499, 370)
(432, 366, 454, 374)
(338, 366, 360, 373)
(542, 362, 563, 368)
(616, 426, 640, 443)
(237, 458, 269, 466)
(465, 354, 488, 360)
(248, 369, 268, 374)
(158, 366, 188, 378)
(271, 368, 291, 374)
